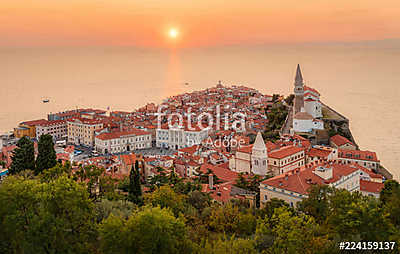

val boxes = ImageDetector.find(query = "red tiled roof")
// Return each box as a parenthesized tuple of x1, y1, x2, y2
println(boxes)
(21, 119, 48, 126)
(330, 134, 354, 147)
(338, 149, 379, 162)
(96, 129, 150, 140)
(269, 146, 304, 159)
(199, 163, 238, 182)
(360, 180, 384, 194)
(261, 162, 367, 195)
(306, 148, 332, 158)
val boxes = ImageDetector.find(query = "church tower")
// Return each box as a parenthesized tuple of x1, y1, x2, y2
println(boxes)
(251, 132, 268, 175)
(293, 64, 305, 114)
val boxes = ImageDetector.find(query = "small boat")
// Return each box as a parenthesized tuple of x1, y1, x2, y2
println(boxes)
(42, 99, 50, 103)
(184, 82, 189, 86)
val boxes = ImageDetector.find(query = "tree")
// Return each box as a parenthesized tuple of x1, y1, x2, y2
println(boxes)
(298, 185, 334, 223)
(35, 134, 57, 175)
(99, 206, 193, 254)
(128, 160, 143, 205)
(9, 136, 35, 174)
(284, 94, 295, 106)
(0, 175, 96, 253)
(255, 206, 331, 254)
(145, 185, 186, 216)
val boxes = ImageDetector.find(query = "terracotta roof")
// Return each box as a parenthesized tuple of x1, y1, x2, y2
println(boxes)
(306, 147, 332, 158)
(269, 146, 304, 159)
(360, 180, 384, 194)
(21, 119, 48, 126)
(261, 162, 372, 195)
(96, 129, 150, 140)
(338, 149, 379, 162)
(330, 134, 354, 147)
(199, 163, 238, 182)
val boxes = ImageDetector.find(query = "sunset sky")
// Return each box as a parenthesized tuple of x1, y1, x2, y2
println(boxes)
(1, 0, 399, 48)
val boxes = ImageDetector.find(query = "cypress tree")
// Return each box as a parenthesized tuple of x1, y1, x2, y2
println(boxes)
(129, 160, 143, 205)
(9, 136, 35, 174)
(35, 134, 57, 175)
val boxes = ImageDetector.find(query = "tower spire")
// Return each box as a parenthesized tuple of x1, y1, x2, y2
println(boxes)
(295, 64, 303, 83)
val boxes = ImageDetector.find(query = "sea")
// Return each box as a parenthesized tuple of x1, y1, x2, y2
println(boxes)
(1, 41, 399, 178)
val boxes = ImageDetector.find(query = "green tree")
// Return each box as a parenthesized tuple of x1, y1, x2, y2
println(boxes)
(0, 175, 96, 253)
(199, 236, 257, 254)
(9, 136, 35, 174)
(35, 134, 57, 175)
(145, 185, 186, 216)
(99, 206, 193, 254)
(128, 160, 143, 205)
(255, 206, 331, 254)
(298, 185, 334, 224)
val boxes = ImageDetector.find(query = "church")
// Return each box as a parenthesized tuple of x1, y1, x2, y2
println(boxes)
(292, 64, 324, 133)
(229, 132, 268, 175)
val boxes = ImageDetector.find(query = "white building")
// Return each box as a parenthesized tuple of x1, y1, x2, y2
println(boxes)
(293, 108, 324, 133)
(36, 120, 67, 141)
(156, 123, 209, 150)
(95, 129, 152, 154)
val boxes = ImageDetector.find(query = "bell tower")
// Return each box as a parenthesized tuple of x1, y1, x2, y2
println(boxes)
(251, 132, 268, 175)
(294, 64, 304, 114)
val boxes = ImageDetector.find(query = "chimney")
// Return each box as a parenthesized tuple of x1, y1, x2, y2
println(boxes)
(209, 174, 214, 190)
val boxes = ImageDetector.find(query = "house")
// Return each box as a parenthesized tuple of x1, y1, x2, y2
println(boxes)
(14, 119, 48, 138)
(67, 118, 104, 147)
(330, 134, 356, 150)
(268, 145, 305, 175)
(337, 149, 380, 171)
(259, 161, 384, 207)
(36, 120, 67, 141)
(95, 129, 152, 154)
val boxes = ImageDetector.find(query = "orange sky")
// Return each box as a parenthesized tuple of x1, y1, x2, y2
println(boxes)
(1, 0, 399, 48)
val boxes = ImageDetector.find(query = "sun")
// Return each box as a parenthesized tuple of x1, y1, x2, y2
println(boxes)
(168, 28, 179, 38)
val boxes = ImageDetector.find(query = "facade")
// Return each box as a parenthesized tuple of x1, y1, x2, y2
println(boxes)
(337, 149, 380, 171)
(95, 129, 152, 154)
(268, 145, 305, 175)
(36, 120, 67, 141)
(156, 123, 209, 150)
(260, 161, 384, 207)
(67, 118, 104, 147)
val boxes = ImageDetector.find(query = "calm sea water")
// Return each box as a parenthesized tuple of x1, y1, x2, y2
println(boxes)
(1, 43, 399, 178)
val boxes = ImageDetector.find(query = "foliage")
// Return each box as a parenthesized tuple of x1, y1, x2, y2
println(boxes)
(9, 136, 35, 174)
(144, 185, 186, 216)
(99, 206, 193, 254)
(0, 175, 96, 253)
(35, 134, 57, 175)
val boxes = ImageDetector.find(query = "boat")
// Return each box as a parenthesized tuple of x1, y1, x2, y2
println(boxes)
(42, 99, 50, 103)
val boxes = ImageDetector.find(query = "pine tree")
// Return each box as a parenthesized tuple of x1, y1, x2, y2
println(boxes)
(35, 134, 57, 175)
(128, 160, 142, 205)
(9, 136, 35, 174)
